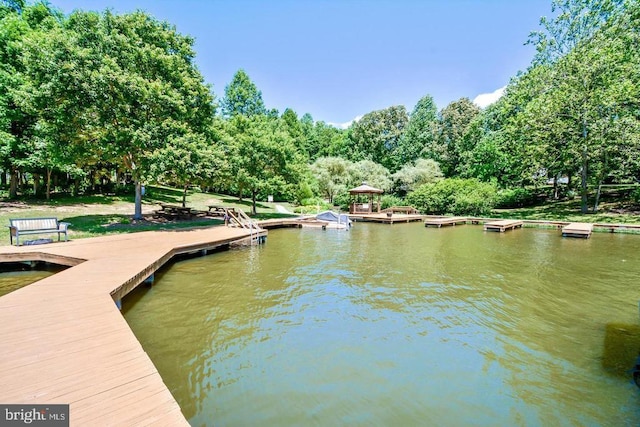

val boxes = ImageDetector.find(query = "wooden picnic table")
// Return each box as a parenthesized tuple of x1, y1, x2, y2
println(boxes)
(207, 205, 237, 215)
(157, 203, 194, 219)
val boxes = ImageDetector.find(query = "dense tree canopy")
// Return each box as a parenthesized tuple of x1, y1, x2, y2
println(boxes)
(1, 0, 639, 219)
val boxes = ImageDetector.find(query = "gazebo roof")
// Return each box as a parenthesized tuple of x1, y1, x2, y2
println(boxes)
(348, 183, 384, 194)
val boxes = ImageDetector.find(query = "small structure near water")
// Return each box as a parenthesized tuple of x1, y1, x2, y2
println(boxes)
(348, 183, 384, 214)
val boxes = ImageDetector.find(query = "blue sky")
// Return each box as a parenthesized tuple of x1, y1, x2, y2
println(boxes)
(51, 0, 553, 126)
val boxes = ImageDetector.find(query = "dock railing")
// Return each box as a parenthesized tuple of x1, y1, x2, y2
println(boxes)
(226, 208, 263, 243)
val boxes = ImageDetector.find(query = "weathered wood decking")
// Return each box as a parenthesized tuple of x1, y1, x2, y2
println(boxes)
(258, 217, 348, 230)
(349, 213, 425, 224)
(562, 222, 593, 238)
(483, 220, 524, 232)
(0, 226, 265, 426)
(424, 217, 468, 228)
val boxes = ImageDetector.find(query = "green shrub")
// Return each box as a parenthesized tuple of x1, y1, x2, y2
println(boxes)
(407, 178, 498, 216)
(333, 192, 350, 211)
(380, 195, 404, 210)
(295, 182, 315, 205)
(496, 187, 538, 208)
(631, 188, 640, 205)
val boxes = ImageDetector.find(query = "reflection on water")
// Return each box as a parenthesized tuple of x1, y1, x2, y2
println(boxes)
(122, 224, 640, 426)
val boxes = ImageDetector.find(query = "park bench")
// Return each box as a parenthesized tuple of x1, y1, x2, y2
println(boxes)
(8, 217, 71, 246)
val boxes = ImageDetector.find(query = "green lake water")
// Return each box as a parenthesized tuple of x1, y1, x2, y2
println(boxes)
(0, 267, 56, 297)
(122, 223, 640, 426)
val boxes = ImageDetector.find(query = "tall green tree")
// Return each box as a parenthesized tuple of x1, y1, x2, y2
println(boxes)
(347, 160, 392, 192)
(22, 9, 214, 217)
(527, 0, 625, 65)
(149, 132, 225, 207)
(221, 69, 266, 118)
(0, 2, 62, 198)
(430, 98, 480, 176)
(398, 95, 438, 166)
(225, 115, 304, 214)
(392, 158, 443, 195)
(348, 105, 408, 171)
(523, 0, 639, 212)
(310, 156, 351, 203)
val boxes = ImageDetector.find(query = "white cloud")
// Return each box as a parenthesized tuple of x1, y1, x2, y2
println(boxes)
(328, 115, 363, 129)
(473, 86, 506, 109)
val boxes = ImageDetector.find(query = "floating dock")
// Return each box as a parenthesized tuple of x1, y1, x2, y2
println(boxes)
(349, 213, 425, 224)
(0, 226, 266, 425)
(424, 217, 468, 228)
(258, 217, 348, 230)
(483, 220, 524, 232)
(562, 222, 593, 238)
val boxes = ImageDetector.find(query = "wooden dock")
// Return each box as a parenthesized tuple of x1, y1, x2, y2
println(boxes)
(349, 213, 425, 224)
(424, 217, 468, 228)
(258, 217, 348, 230)
(483, 220, 524, 232)
(0, 226, 266, 426)
(562, 222, 593, 238)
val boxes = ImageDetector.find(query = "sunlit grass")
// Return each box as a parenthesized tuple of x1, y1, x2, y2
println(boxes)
(0, 185, 297, 243)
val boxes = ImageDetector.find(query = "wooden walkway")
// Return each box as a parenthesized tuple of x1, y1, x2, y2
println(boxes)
(562, 222, 593, 238)
(424, 217, 468, 228)
(258, 217, 348, 230)
(349, 213, 425, 224)
(483, 220, 523, 232)
(0, 226, 265, 426)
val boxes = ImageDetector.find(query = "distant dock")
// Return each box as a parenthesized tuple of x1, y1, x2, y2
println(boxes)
(349, 213, 425, 224)
(562, 222, 593, 238)
(424, 217, 467, 228)
(484, 220, 523, 232)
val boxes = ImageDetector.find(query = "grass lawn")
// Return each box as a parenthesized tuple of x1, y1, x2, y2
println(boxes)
(491, 191, 640, 224)
(0, 186, 297, 244)
(1, 185, 639, 245)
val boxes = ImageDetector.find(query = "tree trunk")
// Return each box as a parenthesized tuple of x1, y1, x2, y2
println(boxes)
(580, 145, 588, 213)
(593, 182, 603, 213)
(46, 168, 52, 200)
(33, 173, 40, 197)
(1, 170, 6, 187)
(553, 176, 559, 200)
(580, 114, 589, 214)
(9, 169, 18, 198)
(182, 184, 187, 207)
(73, 178, 80, 196)
(134, 180, 143, 220)
(251, 190, 257, 215)
(20, 171, 26, 193)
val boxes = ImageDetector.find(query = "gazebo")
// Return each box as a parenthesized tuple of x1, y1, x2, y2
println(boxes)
(349, 183, 384, 214)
